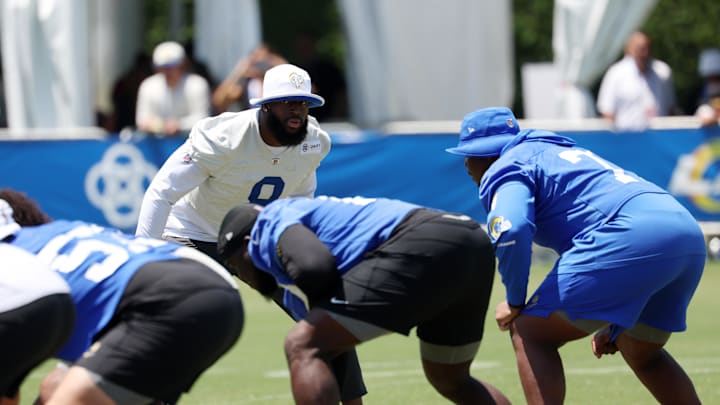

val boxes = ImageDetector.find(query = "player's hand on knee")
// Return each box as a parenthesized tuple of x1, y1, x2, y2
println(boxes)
(495, 301, 520, 331)
(591, 326, 618, 358)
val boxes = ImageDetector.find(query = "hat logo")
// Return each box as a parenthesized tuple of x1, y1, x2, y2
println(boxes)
(289, 72, 305, 89)
(467, 126, 475, 134)
(506, 119, 514, 127)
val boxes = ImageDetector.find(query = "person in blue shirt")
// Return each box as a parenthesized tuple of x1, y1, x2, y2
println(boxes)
(446, 106, 705, 404)
(0, 188, 244, 405)
(217, 195, 511, 405)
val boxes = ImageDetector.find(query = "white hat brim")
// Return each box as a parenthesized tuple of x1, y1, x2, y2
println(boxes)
(250, 93, 325, 108)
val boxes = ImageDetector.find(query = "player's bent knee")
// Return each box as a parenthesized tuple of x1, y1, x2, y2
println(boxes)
(421, 359, 473, 399)
(284, 322, 315, 359)
(616, 332, 667, 366)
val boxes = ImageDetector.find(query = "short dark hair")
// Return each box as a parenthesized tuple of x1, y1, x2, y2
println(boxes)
(0, 189, 52, 226)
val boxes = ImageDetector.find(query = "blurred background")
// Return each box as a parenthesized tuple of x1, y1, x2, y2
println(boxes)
(2, 0, 719, 131)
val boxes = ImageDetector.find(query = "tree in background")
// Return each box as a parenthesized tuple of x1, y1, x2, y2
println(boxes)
(142, 0, 720, 120)
(511, 0, 720, 117)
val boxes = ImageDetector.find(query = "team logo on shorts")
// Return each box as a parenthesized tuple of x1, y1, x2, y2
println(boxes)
(525, 294, 540, 309)
(488, 215, 512, 240)
(82, 342, 102, 359)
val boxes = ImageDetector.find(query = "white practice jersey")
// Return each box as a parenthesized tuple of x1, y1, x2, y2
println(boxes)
(0, 244, 70, 313)
(136, 108, 331, 242)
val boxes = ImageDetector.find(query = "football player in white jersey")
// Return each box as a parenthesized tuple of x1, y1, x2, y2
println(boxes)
(136, 63, 330, 262)
(0, 200, 74, 405)
(136, 64, 367, 403)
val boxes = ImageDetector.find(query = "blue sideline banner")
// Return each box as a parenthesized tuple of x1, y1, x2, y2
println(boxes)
(2, 127, 720, 234)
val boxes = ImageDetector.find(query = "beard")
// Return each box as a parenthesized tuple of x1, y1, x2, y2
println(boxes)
(265, 108, 308, 146)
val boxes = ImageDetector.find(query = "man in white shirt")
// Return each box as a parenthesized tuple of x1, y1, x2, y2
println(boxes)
(596, 31, 677, 131)
(135, 41, 211, 136)
(0, 199, 74, 405)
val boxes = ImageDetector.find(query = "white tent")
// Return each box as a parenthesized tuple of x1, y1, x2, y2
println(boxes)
(552, 0, 658, 119)
(1, 0, 94, 130)
(0, 0, 658, 130)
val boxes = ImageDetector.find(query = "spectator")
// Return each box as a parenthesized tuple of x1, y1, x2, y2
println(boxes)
(596, 31, 677, 131)
(212, 44, 287, 114)
(136, 41, 211, 137)
(183, 40, 217, 91)
(447, 106, 705, 404)
(693, 49, 720, 127)
(293, 31, 348, 122)
(695, 96, 720, 128)
(110, 52, 153, 133)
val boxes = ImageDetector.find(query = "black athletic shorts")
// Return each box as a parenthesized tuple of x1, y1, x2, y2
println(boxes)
(315, 208, 496, 346)
(75, 258, 244, 403)
(0, 293, 75, 397)
(163, 236, 224, 265)
(168, 236, 368, 400)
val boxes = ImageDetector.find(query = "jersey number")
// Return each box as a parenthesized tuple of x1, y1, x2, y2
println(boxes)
(558, 149, 638, 184)
(248, 176, 285, 205)
(37, 224, 165, 282)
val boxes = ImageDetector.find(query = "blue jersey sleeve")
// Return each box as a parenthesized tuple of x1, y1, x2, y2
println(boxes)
(487, 181, 536, 307)
(283, 290, 308, 320)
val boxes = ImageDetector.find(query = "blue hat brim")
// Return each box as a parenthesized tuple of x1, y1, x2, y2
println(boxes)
(250, 94, 325, 108)
(445, 134, 516, 157)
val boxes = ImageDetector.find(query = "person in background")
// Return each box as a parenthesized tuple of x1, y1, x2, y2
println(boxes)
(596, 31, 677, 131)
(693, 48, 720, 127)
(217, 196, 511, 405)
(293, 31, 348, 122)
(447, 106, 705, 404)
(1, 188, 243, 405)
(212, 43, 288, 114)
(110, 52, 153, 133)
(135, 41, 211, 137)
(0, 200, 74, 405)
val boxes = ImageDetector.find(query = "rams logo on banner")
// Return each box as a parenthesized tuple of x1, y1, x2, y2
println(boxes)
(669, 138, 720, 213)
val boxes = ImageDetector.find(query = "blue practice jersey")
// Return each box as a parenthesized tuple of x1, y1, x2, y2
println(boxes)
(479, 129, 669, 306)
(248, 196, 421, 318)
(10, 220, 184, 361)
(250, 196, 421, 283)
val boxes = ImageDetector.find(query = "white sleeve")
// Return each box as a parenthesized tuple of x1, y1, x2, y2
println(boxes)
(135, 146, 208, 238)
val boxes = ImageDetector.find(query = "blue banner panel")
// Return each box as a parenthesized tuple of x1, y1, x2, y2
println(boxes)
(2, 137, 183, 233)
(2, 127, 720, 233)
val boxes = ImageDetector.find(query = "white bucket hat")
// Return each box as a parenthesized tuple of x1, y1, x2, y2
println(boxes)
(249, 64, 325, 108)
(0, 199, 20, 240)
(153, 41, 185, 68)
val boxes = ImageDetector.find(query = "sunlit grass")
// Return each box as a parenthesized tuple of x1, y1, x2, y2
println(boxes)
(19, 260, 720, 404)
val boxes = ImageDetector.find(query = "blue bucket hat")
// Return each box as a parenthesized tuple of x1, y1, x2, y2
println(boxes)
(445, 107, 520, 157)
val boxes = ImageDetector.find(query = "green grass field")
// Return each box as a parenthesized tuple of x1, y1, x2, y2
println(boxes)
(20, 260, 720, 404)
